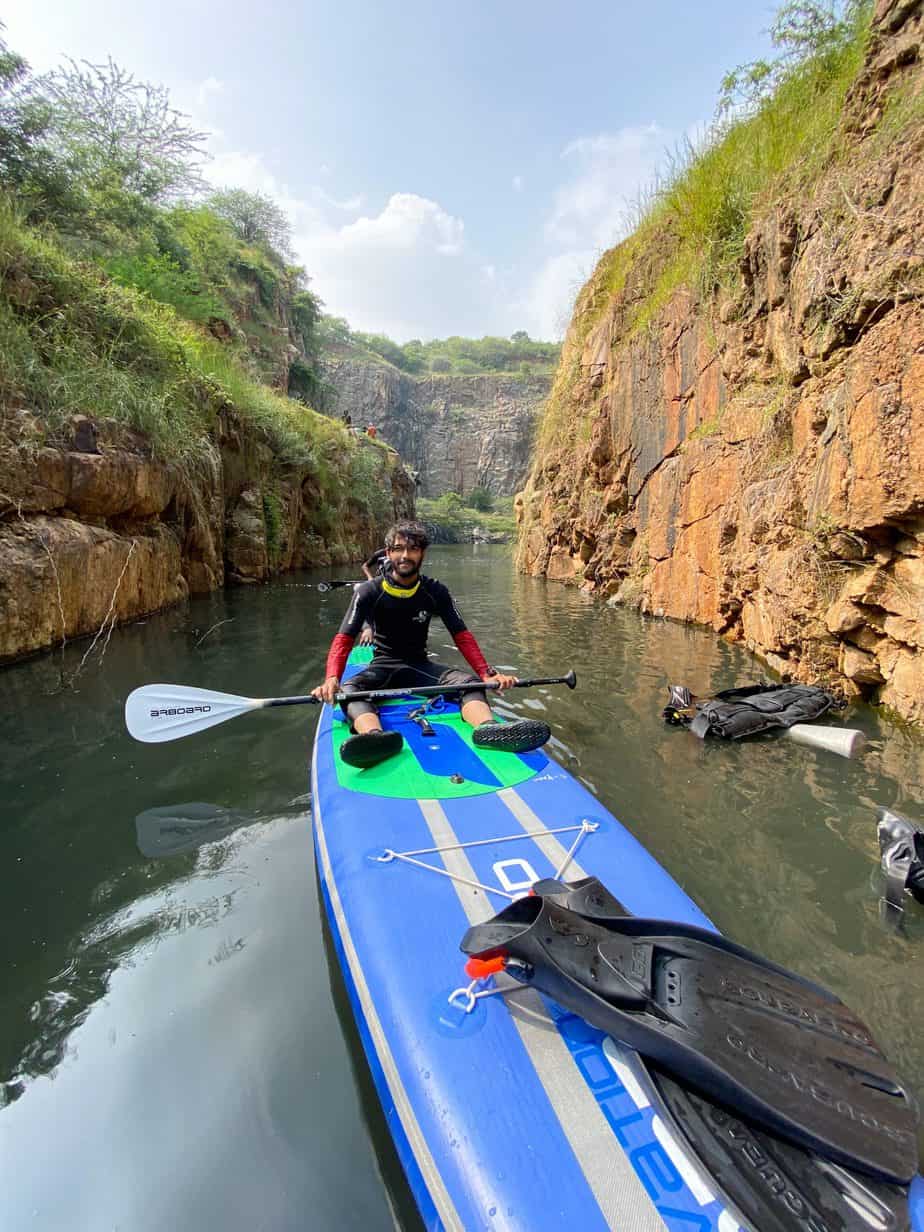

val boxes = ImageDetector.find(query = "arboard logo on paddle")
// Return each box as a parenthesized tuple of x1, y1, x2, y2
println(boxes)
(149, 706, 212, 718)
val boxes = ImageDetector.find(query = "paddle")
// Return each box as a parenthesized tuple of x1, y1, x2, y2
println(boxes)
(316, 580, 363, 592)
(125, 671, 577, 744)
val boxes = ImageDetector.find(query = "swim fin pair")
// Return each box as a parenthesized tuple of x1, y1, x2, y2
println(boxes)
(461, 877, 919, 1188)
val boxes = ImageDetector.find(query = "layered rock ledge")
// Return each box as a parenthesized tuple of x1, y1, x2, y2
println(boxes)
(0, 412, 413, 661)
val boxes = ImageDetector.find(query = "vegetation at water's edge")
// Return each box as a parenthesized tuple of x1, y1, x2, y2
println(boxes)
(320, 317, 560, 377)
(416, 491, 516, 541)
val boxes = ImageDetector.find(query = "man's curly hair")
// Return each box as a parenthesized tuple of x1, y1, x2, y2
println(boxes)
(385, 520, 430, 550)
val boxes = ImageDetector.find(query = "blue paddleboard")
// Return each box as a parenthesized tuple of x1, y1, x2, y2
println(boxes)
(312, 649, 923, 1231)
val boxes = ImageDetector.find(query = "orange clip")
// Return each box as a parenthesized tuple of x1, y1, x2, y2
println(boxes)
(465, 955, 506, 980)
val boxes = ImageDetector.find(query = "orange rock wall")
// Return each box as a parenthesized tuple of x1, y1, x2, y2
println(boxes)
(0, 413, 414, 661)
(517, 0, 924, 722)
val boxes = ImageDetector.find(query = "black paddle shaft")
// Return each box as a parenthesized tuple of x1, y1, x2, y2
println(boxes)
(264, 670, 577, 709)
(336, 670, 577, 704)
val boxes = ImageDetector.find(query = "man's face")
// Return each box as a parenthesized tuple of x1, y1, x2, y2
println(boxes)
(387, 537, 424, 579)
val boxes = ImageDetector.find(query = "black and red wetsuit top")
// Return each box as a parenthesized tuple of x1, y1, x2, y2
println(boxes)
(325, 575, 491, 681)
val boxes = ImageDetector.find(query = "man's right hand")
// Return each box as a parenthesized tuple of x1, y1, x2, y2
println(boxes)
(312, 676, 341, 703)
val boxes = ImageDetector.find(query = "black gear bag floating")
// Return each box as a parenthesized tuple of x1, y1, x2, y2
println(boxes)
(663, 681, 836, 739)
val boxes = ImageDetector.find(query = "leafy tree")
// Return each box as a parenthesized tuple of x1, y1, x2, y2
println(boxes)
(467, 486, 493, 512)
(39, 56, 208, 202)
(401, 341, 425, 372)
(291, 288, 323, 352)
(353, 330, 408, 368)
(430, 355, 451, 372)
(434, 490, 463, 517)
(510, 330, 530, 343)
(717, 1, 867, 119)
(207, 188, 294, 257)
(0, 30, 72, 218)
(318, 314, 352, 344)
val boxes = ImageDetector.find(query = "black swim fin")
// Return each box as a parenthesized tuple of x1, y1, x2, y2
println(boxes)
(461, 889, 919, 1184)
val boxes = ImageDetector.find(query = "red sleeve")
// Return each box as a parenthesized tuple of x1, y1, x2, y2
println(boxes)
(325, 632, 355, 681)
(453, 630, 491, 679)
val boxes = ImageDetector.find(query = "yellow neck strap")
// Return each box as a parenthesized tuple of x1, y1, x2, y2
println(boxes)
(382, 576, 420, 598)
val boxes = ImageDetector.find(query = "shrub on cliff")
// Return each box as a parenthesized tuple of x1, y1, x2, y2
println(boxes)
(0, 200, 339, 471)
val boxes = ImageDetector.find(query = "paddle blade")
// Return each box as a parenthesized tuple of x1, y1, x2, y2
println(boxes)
(125, 684, 263, 743)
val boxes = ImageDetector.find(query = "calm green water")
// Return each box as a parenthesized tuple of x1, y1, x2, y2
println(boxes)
(1, 544, 922, 1229)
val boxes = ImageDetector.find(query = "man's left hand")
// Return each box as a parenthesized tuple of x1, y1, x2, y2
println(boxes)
(484, 672, 518, 690)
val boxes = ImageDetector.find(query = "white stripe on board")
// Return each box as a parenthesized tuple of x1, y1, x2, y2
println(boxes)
(418, 797, 667, 1232)
(311, 739, 465, 1232)
(496, 786, 591, 880)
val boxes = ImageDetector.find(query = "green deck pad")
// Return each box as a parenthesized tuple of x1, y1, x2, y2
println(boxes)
(334, 646, 542, 798)
(349, 645, 376, 666)
(331, 710, 542, 799)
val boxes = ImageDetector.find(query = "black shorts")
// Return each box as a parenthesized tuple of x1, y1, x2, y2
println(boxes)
(339, 658, 486, 724)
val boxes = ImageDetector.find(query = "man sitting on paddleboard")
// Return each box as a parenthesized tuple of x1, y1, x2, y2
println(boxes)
(312, 520, 550, 767)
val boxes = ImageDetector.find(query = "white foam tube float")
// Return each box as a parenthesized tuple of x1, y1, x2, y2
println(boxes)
(785, 724, 867, 759)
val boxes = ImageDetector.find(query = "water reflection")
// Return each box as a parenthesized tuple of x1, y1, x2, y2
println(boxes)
(136, 801, 282, 858)
(1, 546, 923, 1224)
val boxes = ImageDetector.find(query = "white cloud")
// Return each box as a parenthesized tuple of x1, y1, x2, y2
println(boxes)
(295, 193, 493, 340)
(196, 76, 224, 105)
(523, 123, 672, 340)
(547, 125, 668, 249)
(512, 175, 524, 192)
(311, 186, 363, 213)
(199, 124, 672, 344)
(521, 251, 596, 340)
(199, 137, 485, 339)
(327, 193, 464, 256)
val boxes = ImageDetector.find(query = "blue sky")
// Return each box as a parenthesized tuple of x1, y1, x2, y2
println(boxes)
(5, 0, 776, 341)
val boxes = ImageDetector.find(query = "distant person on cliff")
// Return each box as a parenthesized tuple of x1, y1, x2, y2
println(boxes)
(365, 423, 377, 439)
(311, 520, 550, 767)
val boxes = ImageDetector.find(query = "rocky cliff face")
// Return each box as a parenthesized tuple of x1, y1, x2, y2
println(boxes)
(517, 0, 924, 723)
(0, 412, 413, 661)
(320, 355, 551, 497)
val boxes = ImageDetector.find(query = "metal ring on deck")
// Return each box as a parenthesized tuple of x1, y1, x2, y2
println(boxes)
(448, 984, 477, 1014)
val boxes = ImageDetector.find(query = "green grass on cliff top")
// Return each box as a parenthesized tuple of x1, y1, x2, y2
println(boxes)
(584, 3, 874, 340)
(0, 200, 345, 468)
(536, 3, 884, 454)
